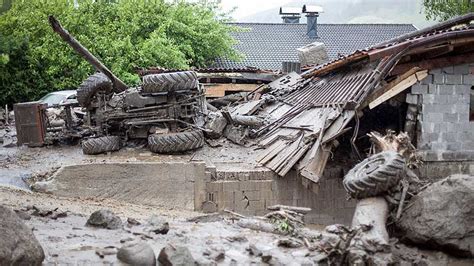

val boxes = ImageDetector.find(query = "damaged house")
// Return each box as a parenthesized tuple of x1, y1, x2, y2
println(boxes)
(202, 13, 474, 225)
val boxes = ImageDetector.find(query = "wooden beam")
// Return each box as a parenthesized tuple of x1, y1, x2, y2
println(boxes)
(363, 67, 420, 109)
(204, 83, 259, 98)
(369, 70, 428, 109)
(391, 52, 474, 75)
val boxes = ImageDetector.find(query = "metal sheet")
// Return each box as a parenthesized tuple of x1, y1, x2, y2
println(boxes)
(14, 102, 47, 147)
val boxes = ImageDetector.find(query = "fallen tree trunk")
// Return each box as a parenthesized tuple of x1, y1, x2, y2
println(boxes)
(267, 205, 311, 214)
(230, 115, 264, 127)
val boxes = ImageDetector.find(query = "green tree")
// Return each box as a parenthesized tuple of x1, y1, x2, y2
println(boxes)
(0, 0, 240, 106)
(423, 0, 474, 21)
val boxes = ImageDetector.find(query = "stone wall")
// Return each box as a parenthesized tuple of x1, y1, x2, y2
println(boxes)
(203, 164, 355, 225)
(408, 63, 474, 163)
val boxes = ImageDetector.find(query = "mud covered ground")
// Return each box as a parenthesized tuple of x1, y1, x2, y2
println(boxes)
(0, 187, 329, 265)
(1, 144, 473, 265)
(1, 187, 472, 265)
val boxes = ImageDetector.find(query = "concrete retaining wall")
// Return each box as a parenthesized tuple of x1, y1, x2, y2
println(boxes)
(50, 162, 207, 210)
(50, 161, 354, 225)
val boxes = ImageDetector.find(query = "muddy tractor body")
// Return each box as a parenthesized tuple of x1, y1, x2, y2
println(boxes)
(47, 16, 206, 154)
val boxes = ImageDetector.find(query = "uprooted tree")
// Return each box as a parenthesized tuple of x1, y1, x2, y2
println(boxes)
(0, 0, 241, 106)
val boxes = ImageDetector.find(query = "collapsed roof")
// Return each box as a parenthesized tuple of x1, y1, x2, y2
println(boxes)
(225, 13, 474, 181)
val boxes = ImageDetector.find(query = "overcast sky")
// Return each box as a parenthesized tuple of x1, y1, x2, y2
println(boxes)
(220, 0, 291, 19)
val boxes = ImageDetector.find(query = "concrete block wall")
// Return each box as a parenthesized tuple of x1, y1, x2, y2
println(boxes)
(203, 163, 355, 225)
(409, 63, 474, 162)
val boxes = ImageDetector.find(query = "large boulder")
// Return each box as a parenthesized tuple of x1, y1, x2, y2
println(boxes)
(397, 175, 474, 257)
(117, 242, 155, 266)
(158, 244, 195, 266)
(0, 205, 45, 265)
(86, 209, 122, 230)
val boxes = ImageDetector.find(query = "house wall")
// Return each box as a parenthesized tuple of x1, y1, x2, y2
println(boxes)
(408, 63, 474, 177)
(203, 163, 355, 225)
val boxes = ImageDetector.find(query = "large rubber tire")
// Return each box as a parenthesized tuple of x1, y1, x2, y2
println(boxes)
(148, 130, 204, 154)
(82, 136, 121, 155)
(343, 151, 405, 199)
(77, 73, 112, 107)
(142, 71, 198, 93)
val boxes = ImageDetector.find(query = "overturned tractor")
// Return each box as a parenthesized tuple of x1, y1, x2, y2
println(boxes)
(49, 16, 205, 155)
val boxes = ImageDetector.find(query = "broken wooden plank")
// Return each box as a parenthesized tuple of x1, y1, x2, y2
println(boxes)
(362, 68, 420, 109)
(299, 143, 332, 183)
(321, 110, 355, 144)
(257, 139, 287, 164)
(278, 143, 311, 176)
(369, 70, 428, 109)
(204, 83, 258, 98)
(267, 205, 311, 214)
(230, 99, 264, 116)
(267, 135, 303, 171)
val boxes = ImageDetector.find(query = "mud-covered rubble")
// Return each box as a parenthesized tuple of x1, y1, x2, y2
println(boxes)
(1, 196, 472, 265)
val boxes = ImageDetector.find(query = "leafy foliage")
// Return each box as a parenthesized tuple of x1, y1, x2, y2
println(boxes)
(0, 0, 240, 106)
(423, 0, 473, 21)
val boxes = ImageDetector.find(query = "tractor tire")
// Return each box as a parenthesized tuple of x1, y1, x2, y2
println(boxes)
(142, 71, 198, 93)
(343, 151, 406, 199)
(82, 136, 121, 155)
(148, 130, 204, 154)
(77, 72, 112, 107)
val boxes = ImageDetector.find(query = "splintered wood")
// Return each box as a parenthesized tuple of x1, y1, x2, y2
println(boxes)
(256, 106, 350, 178)
(368, 130, 422, 168)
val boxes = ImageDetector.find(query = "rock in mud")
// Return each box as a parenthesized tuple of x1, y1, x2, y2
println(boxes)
(15, 209, 32, 220)
(223, 124, 248, 145)
(204, 111, 228, 139)
(158, 244, 195, 266)
(247, 243, 263, 256)
(397, 175, 474, 257)
(277, 238, 303, 248)
(0, 205, 45, 265)
(31, 181, 56, 194)
(148, 215, 169, 234)
(117, 242, 155, 266)
(86, 209, 122, 230)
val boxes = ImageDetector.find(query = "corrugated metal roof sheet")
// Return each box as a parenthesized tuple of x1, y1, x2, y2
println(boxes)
(284, 65, 374, 106)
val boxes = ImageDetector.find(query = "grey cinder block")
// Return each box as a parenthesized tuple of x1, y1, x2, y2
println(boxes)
(462, 74, 473, 85)
(446, 142, 462, 151)
(411, 84, 428, 94)
(454, 85, 470, 95)
(453, 64, 470, 75)
(437, 84, 455, 95)
(433, 73, 445, 85)
(445, 74, 463, 85)
(405, 93, 419, 104)
(443, 113, 458, 122)
(441, 132, 457, 142)
(420, 74, 433, 85)
(423, 113, 443, 122)
(442, 66, 454, 74)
